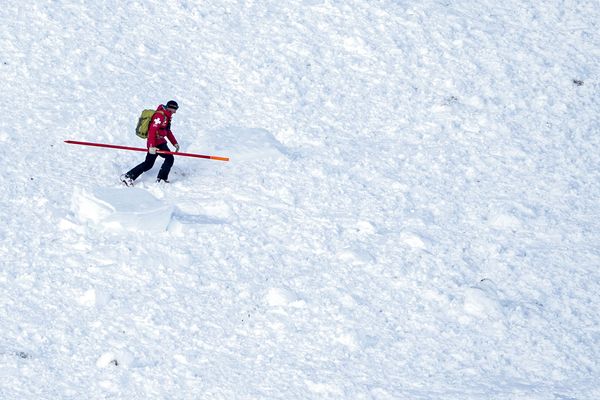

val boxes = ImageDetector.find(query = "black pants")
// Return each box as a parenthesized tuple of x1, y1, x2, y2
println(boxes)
(126, 143, 174, 181)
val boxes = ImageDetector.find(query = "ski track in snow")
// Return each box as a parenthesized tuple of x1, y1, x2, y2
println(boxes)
(1, 1, 599, 399)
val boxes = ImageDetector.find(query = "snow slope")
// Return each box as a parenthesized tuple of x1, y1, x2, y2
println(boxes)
(1, 1, 599, 398)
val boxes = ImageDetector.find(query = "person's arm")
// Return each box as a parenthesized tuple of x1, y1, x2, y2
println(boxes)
(166, 131, 178, 149)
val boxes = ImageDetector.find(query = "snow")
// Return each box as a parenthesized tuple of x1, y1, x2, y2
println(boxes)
(2, 0, 600, 399)
(72, 187, 174, 231)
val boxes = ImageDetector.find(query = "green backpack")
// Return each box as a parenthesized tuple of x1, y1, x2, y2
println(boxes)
(135, 109, 164, 139)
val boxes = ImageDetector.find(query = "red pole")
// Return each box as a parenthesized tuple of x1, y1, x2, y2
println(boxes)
(64, 140, 229, 162)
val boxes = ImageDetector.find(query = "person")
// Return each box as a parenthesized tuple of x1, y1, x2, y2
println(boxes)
(121, 100, 180, 185)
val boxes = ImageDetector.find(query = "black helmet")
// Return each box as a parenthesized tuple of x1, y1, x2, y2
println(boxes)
(165, 100, 179, 110)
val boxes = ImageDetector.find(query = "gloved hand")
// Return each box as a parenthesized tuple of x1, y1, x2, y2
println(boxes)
(174, 143, 180, 152)
(149, 147, 158, 155)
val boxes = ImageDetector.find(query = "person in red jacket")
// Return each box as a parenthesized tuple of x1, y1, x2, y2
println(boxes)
(121, 100, 180, 185)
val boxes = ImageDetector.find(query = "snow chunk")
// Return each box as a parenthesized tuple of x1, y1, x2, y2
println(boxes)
(356, 220, 377, 235)
(192, 127, 288, 162)
(96, 350, 134, 368)
(265, 287, 298, 307)
(336, 331, 359, 351)
(463, 287, 504, 319)
(72, 187, 173, 231)
(305, 380, 343, 396)
(77, 288, 110, 308)
(173, 354, 188, 365)
(337, 247, 375, 265)
(489, 213, 522, 230)
(400, 232, 427, 250)
(96, 352, 118, 368)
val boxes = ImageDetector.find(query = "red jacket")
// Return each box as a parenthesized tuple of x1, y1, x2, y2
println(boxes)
(147, 104, 178, 148)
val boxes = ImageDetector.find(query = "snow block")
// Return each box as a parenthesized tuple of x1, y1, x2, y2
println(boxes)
(96, 350, 134, 368)
(265, 287, 299, 307)
(77, 288, 111, 308)
(463, 287, 504, 319)
(72, 187, 173, 231)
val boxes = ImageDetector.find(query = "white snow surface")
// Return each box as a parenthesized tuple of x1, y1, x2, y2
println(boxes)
(72, 187, 174, 231)
(1, 1, 599, 399)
